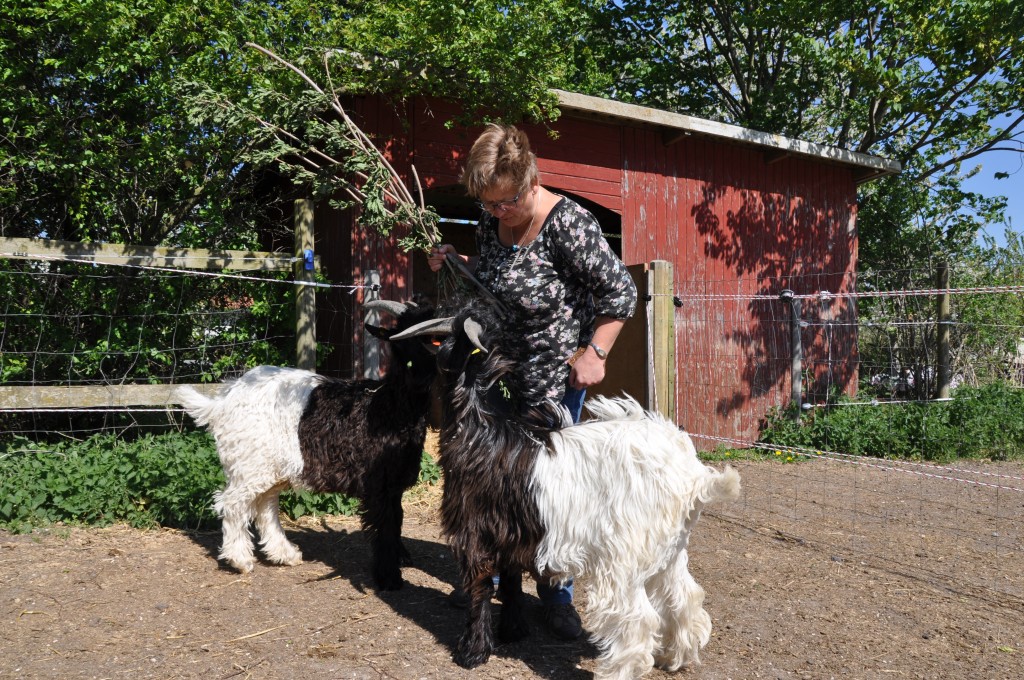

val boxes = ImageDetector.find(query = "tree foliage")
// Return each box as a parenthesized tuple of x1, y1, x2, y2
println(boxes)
(0, 0, 597, 402)
(585, 0, 1024, 266)
(0, 0, 592, 248)
(0, 0, 316, 246)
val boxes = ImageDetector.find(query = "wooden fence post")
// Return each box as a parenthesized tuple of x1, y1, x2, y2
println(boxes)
(294, 199, 316, 371)
(588, 260, 675, 424)
(648, 260, 676, 423)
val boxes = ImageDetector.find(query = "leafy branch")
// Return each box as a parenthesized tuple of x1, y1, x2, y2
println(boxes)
(242, 42, 442, 252)
(183, 43, 499, 302)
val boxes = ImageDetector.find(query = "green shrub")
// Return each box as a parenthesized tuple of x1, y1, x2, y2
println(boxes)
(0, 431, 442, 532)
(943, 382, 1024, 461)
(760, 381, 1024, 461)
(0, 431, 223, 532)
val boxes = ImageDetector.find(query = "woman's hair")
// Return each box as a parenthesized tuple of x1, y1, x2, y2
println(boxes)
(460, 124, 538, 198)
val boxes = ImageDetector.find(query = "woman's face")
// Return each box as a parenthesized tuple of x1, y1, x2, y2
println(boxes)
(478, 182, 535, 229)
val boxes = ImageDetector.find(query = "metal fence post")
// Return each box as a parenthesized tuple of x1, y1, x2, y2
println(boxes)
(780, 289, 802, 422)
(936, 260, 951, 399)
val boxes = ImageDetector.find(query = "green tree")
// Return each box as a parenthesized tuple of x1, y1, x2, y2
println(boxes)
(952, 229, 1024, 385)
(0, 0, 596, 395)
(584, 0, 1024, 270)
(1, 0, 309, 246)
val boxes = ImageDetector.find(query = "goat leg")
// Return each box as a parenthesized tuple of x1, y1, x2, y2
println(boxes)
(496, 568, 530, 642)
(453, 571, 496, 668)
(364, 493, 406, 591)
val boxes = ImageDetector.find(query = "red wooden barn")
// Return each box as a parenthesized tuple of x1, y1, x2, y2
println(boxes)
(314, 91, 900, 447)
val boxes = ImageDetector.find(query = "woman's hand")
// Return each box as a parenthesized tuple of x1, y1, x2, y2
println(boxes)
(569, 350, 607, 390)
(429, 245, 479, 277)
(428, 244, 459, 272)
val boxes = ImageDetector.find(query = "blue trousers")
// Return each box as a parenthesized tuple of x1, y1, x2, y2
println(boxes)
(535, 384, 585, 606)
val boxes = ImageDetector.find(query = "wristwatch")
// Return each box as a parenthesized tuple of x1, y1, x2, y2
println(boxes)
(588, 342, 608, 360)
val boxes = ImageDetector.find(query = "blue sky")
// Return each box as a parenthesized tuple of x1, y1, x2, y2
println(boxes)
(962, 149, 1023, 247)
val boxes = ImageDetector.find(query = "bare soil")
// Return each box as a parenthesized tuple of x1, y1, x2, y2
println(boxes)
(2, 460, 1022, 680)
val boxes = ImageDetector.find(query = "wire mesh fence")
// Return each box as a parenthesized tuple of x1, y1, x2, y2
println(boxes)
(673, 260, 1024, 625)
(1, 250, 1022, 623)
(0, 247, 358, 444)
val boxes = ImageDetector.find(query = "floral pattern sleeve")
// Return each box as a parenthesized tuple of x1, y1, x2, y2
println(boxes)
(544, 201, 637, 322)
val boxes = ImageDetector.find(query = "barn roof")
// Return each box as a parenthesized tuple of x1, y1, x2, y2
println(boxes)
(553, 90, 901, 185)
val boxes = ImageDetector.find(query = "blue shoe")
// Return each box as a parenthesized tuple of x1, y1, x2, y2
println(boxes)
(545, 602, 583, 640)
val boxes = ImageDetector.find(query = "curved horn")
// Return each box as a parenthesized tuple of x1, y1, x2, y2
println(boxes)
(389, 316, 454, 341)
(462, 318, 487, 353)
(363, 300, 408, 317)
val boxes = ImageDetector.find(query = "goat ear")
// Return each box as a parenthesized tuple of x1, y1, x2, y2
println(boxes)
(364, 323, 390, 340)
(462, 318, 488, 353)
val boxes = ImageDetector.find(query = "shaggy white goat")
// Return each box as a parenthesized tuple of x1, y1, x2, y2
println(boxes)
(535, 395, 739, 678)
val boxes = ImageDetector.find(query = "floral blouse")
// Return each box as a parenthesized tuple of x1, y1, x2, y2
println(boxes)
(474, 196, 637, 406)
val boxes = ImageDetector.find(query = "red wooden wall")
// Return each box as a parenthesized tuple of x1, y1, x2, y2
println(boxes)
(318, 96, 861, 445)
(620, 128, 859, 444)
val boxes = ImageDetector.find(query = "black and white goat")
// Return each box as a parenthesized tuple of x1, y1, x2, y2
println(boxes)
(176, 299, 438, 590)
(393, 301, 741, 679)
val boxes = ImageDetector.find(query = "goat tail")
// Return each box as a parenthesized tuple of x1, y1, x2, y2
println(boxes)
(174, 385, 218, 427)
(700, 464, 741, 506)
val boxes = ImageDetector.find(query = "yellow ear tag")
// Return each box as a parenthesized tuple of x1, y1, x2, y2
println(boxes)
(471, 348, 482, 355)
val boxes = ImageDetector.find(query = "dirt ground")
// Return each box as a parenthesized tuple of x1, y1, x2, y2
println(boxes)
(2, 459, 1022, 680)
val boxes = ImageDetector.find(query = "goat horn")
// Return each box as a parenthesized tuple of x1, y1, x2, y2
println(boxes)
(389, 316, 454, 341)
(462, 318, 487, 353)
(362, 300, 408, 316)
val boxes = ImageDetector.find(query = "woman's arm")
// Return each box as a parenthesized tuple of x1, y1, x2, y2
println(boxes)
(569, 316, 626, 390)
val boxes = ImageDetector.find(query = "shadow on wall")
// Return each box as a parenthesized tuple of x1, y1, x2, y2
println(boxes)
(689, 177, 858, 421)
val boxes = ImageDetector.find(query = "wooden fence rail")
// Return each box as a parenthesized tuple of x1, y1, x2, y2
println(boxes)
(0, 200, 317, 411)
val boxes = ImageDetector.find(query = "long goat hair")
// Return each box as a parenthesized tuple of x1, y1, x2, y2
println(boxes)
(393, 299, 741, 679)
(176, 299, 439, 590)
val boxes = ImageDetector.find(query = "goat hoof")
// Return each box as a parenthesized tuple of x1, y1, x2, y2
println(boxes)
(376, 579, 404, 591)
(453, 647, 490, 669)
(373, 572, 405, 591)
(271, 550, 302, 567)
(498, 615, 530, 643)
(225, 559, 255, 574)
(454, 634, 492, 669)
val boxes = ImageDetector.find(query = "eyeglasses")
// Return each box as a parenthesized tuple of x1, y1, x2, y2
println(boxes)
(476, 191, 521, 214)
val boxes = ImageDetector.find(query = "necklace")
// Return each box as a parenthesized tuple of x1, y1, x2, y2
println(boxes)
(505, 211, 537, 270)
(508, 211, 536, 252)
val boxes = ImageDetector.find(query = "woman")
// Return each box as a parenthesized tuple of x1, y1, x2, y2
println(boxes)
(427, 124, 637, 640)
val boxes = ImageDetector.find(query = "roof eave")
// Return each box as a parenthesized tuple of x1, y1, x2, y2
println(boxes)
(553, 89, 901, 184)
